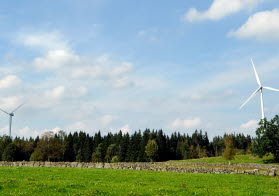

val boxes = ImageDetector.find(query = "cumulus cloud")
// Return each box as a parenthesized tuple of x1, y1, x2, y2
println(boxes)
(119, 124, 131, 134)
(228, 9, 279, 41)
(99, 115, 118, 126)
(240, 120, 259, 130)
(16, 126, 40, 138)
(0, 96, 24, 111)
(45, 86, 65, 100)
(112, 77, 134, 88)
(111, 62, 133, 76)
(76, 86, 88, 97)
(137, 28, 160, 42)
(182, 0, 262, 22)
(0, 75, 21, 89)
(0, 126, 9, 136)
(170, 117, 202, 129)
(189, 90, 233, 102)
(33, 49, 80, 71)
(70, 61, 133, 79)
(66, 121, 89, 132)
(17, 31, 68, 50)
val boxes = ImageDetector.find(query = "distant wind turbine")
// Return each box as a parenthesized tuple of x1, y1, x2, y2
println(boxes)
(0, 103, 26, 137)
(240, 59, 279, 120)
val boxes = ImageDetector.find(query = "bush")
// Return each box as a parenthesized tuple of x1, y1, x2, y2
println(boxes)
(111, 156, 119, 163)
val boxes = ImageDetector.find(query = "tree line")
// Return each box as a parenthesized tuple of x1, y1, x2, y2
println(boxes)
(0, 129, 252, 162)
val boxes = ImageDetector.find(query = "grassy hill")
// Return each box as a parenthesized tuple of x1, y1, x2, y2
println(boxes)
(0, 166, 278, 195)
(168, 154, 278, 164)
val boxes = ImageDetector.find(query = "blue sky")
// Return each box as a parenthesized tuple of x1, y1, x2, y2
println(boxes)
(0, 0, 279, 138)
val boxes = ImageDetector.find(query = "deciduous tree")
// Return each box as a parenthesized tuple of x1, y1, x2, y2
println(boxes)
(145, 139, 158, 162)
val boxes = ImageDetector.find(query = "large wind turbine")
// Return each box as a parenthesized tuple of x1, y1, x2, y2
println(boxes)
(0, 103, 25, 137)
(240, 59, 279, 119)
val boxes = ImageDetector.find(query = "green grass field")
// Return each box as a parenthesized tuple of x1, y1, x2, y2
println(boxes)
(0, 166, 278, 195)
(169, 154, 277, 164)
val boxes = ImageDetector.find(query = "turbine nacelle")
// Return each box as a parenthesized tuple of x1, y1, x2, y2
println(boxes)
(0, 102, 26, 137)
(240, 59, 279, 120)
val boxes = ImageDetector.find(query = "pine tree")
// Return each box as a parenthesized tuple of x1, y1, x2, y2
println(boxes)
(119, 133, 129, 162)
(138, 129, 150, 162)
(64, 133, 75, 161)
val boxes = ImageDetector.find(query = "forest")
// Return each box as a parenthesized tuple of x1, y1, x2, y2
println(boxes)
(0, 129, 252, 162)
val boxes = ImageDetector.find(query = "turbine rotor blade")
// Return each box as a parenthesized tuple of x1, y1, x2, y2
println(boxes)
(251, 58, 261, 86)
(0, 108, 10, 115)
(12, 102, 26, 113)
(263, 86, 279, 92)
(240, 87, 261, 109)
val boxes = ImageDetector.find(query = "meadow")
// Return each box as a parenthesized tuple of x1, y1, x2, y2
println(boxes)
(169, 154, 277, 164)
(0, 166, 278, 195)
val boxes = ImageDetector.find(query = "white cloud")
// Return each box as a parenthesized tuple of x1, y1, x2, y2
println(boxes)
(240, 120, 259, 130)
(137, 30, 146, 37)
(170, 117, 202, 129)
(33, 49, 80, 71)
(189, 90, 233, 102)
(0, 125, 9, 136)
(16, 126, 40, 138)
(113, 77, 134, 88)
(0, 96, 23, 111)
(1, 126, 41, 138)
(99, 115, 117, 126)
(70, 61, 133, 79)
(17, 31, 68, 50)
(119, 124, 131, 134)
(45, 86, 65, 100)
(0, 75, 21, 89)
(111, 62, 133, 76)
(70, 66, 104, 79)
(228, 9, 279, 41)
(66, 121, 89, 132)
(136, 28, 160, 42)
(76, 86, 88, 97)
(182, 0, 262, 22)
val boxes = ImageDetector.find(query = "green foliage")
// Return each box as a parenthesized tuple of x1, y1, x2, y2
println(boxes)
(145, 139, 158, 162)
(111, 155, 119, 163)
(0, 167, 278, 195)
(0, 136, 12, 161)
(2, 143, 17, 161)
(0, 129, 253, 162)
(92, 143, 105, 162)
(105, 144, 119, 162)
(223, 135, 236, 161)
(169, 154, 276, 164)
(253, 115, 279, 162)
(212, 136, 224, 157)
(76, 149, 82, 162)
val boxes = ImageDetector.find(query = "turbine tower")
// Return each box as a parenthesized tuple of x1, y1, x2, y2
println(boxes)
(240, 59, 279, 119)
(0, 103, 25, 137)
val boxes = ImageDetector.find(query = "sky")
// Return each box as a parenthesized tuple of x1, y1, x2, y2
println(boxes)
(0, 0, 279, 139)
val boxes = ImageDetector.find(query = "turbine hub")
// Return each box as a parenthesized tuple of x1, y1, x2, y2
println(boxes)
(10, 113, 14, 116)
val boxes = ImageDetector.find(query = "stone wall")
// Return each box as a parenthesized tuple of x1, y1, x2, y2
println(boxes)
(0, 161, 277, 176)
